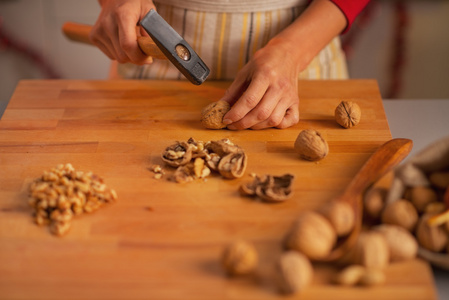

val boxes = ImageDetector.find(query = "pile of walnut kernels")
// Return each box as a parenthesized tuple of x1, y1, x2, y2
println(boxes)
(28, 163, 117, 236)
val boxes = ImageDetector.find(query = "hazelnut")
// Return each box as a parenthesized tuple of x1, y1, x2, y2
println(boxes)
(416, 214, 448, 252)
(221, 240, 258, 276)
(344, 231, 390, 269)
(294, 129, 329, 161)
(276, 251, 313, 294)
(285, 211, 337, 260)
(363, 187, 387, 220)
(319, 200, 355, 237)
(334, 101, 361, 128)
(333, 265, 366, 286)
(200, 100, 231, 129)
(373, 224, 418, 262)
(410, 186, 438, 213)
(381, 199, 418, 232)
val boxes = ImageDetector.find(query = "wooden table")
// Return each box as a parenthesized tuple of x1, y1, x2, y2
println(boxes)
(0, 80, 437, 299)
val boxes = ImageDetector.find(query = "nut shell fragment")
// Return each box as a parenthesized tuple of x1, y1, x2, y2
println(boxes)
(201, 100, 231, 129)
(240, 174, 294, 202)
(218, 152, 247, 179)
(161, 141, 193, 167)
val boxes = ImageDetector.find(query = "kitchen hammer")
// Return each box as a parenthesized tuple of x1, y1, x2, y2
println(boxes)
(62, 9, 210, 85)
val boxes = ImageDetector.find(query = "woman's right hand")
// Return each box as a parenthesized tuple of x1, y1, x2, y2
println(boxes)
(90, 0, 156, 65)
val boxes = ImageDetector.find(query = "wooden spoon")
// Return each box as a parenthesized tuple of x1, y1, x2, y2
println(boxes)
(321, 138, 413, 262)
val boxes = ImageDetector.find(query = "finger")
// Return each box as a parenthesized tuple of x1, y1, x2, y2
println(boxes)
(248, 97, 291, 130)
(117, 14, 148, 64)
(226, 86, 281, 130)
(275, 103, 300, 129)
(222, 77, 269, 125)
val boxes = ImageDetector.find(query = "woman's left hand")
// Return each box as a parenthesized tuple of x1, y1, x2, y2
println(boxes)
(220, 40, 300, 130)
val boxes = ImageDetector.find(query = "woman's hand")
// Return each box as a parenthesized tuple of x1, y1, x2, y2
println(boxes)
(221, 40, 300, 130)
(89, 0, 156, 65)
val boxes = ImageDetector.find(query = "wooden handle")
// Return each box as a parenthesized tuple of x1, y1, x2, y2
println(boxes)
(62, 22, 167, 60)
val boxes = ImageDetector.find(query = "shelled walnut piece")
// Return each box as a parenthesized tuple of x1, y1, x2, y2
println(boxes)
(28, 163, 117, 236)
(161, 138, 247, 182)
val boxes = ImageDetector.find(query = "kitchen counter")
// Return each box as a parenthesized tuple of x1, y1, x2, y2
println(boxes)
(383, 99, 449, 300)
(0, 79, 443, 300)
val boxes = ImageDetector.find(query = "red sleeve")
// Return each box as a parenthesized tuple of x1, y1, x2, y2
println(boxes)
(330, 0, 371, 33)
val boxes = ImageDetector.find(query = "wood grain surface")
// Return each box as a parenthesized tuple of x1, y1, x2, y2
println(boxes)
(0, 80, 437, 300)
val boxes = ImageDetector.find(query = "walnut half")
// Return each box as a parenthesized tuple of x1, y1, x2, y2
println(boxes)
(240, 173, 295, 202)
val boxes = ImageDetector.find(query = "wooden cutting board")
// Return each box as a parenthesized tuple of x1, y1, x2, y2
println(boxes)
(0, 80, 437, 300)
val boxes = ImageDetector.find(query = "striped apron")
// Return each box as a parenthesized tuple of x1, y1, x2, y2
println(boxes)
(114, 0, 348, 80)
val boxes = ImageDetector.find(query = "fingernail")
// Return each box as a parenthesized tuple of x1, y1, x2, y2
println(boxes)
(223, 119, 232, 125)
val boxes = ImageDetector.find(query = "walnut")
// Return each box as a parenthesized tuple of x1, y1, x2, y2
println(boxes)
(161, 141, 193, 167)
(284, 211, 337, 260)
(429, 170, 449, 189)
(373, 224, 418, 262)
(28, 163, 117, 236)
(239, 173, 294, 202)
(218, 152, 247, 179)
(276, 251, 313, 295)
(363, 187, 387, 220)
(381, 199, 418, 232)
(334, 101, 361, 128)
(342, 231, 390, 269)
(294, 129, 329, 161)
(409, 186, 438, 213)
(201, 100, 231, 129)
(221, 240, 258, 276)
(319, 200, 355, 237)
(416, 213, 448, 252)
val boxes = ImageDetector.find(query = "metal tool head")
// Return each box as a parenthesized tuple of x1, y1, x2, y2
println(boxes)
(140, 9, 210, 85)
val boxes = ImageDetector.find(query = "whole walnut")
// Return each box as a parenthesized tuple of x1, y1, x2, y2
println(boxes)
(285, 211, 337, 260)
(343, 231, 390, 269)
(319, 200, 355, 237)
(373, 224, 418, 262)
(416, 213, 448, 252)
(381, 199, 418, 232)
(221, 240, 258, 276)
(335, 101, 361, 128)
(201, 100, 231, 129)
(363, 187, 387, 220)
(294, 129, 329, 161)
(276, 251, 313, 294)
(409, 186, 438, 213)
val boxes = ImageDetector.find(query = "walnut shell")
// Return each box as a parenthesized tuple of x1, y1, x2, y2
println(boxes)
(416, 213, 448, 252)
(381, 199, 418, 232)
(294, 129, 329, 161)
(335, 101, 361, 128)
(276, 251, 313, 294)
(373, 224, 418, 262)
(218, 152, 247, 179)
(239, 173, 294, 202)
(201, 100, 231, 129)
(221, 240, 258, 276)
(161, 141, 193, 167)
(359, 269, 386, 286)
(285, 211, 337, 260)
(319, 200, 355, 237)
